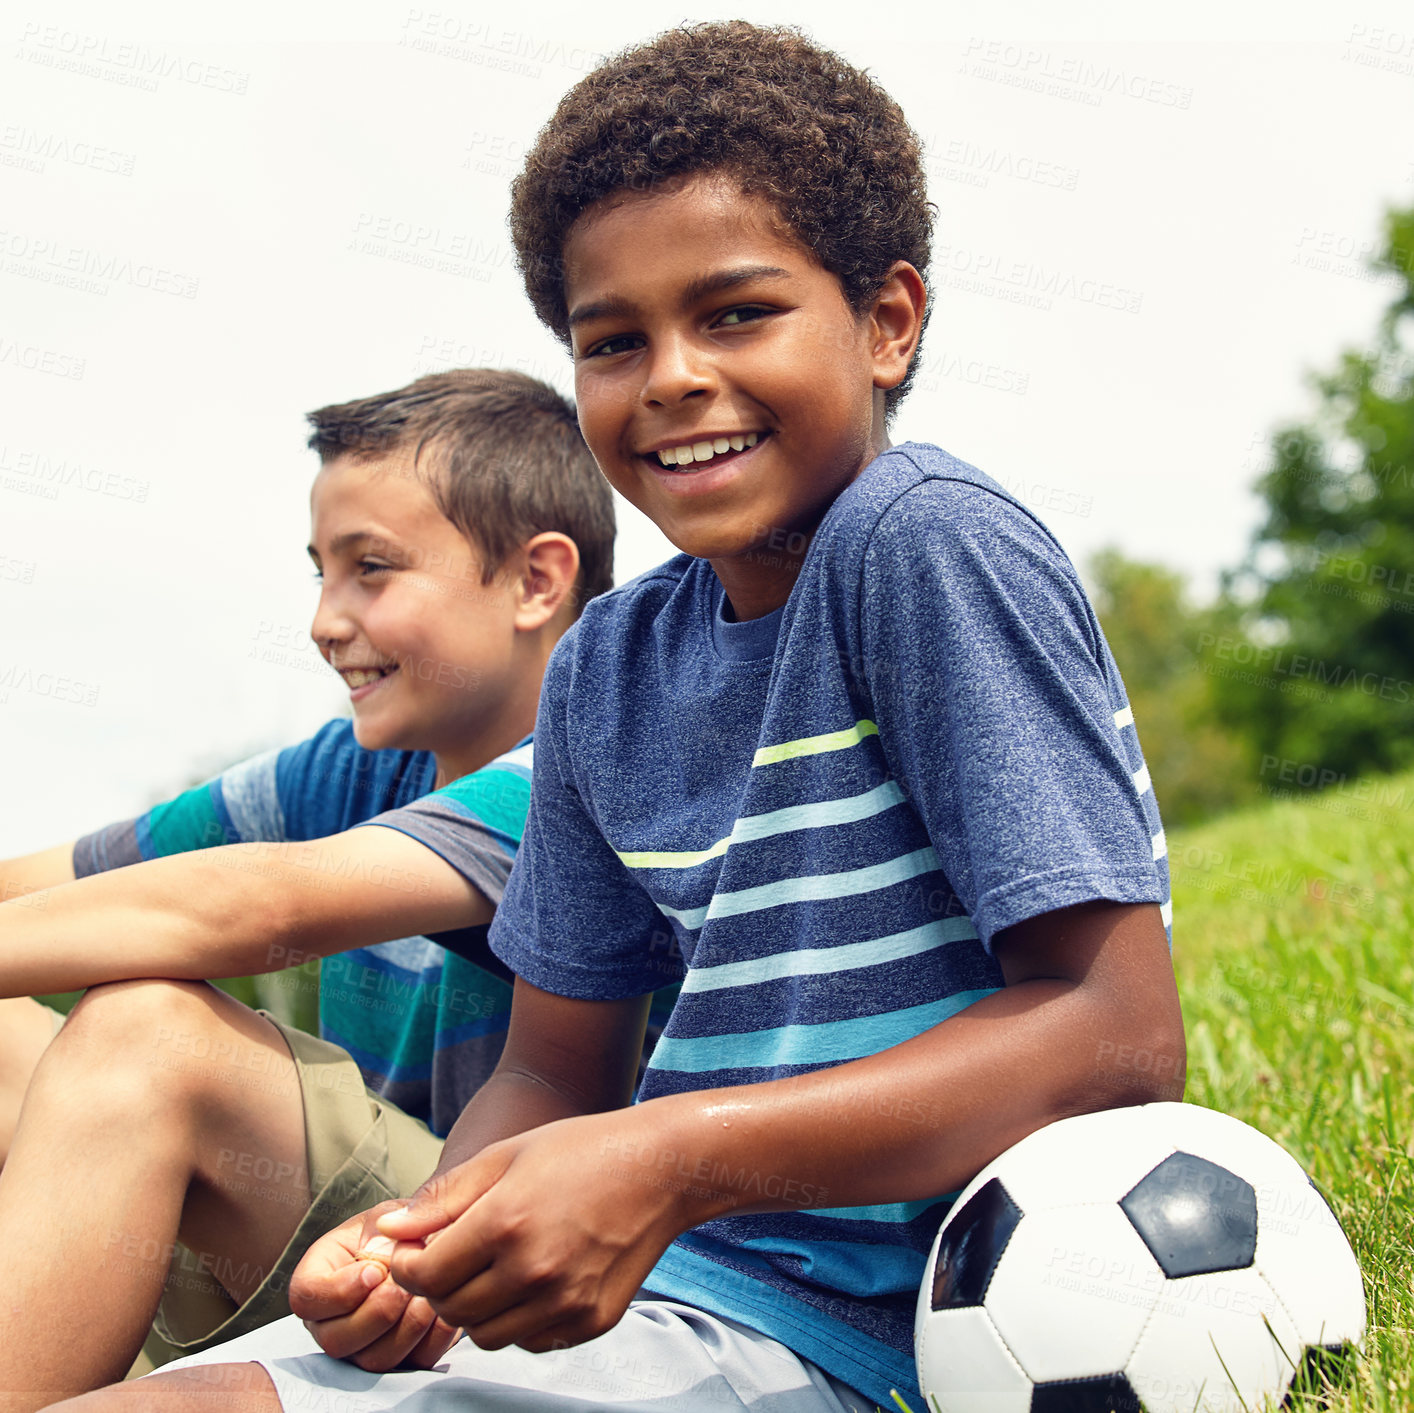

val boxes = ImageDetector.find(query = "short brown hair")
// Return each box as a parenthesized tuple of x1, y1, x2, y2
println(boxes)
(306, 369, 614, 606)
(510, 22, 932, 414)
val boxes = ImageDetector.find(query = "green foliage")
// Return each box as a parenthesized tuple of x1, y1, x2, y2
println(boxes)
(1219, 204, 1414, 782)
(1088, 549, 1253, 826)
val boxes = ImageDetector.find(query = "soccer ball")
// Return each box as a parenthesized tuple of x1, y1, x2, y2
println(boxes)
(915, 1102, 1365, 1412)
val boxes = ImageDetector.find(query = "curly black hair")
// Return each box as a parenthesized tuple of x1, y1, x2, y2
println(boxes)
(510, 21, 933, 414)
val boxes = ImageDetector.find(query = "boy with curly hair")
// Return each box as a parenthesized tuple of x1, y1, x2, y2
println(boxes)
(70, 22, 1183, 1413)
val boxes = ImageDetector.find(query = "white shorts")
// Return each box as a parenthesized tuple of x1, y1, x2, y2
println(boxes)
(164, 1295, 876, 1412)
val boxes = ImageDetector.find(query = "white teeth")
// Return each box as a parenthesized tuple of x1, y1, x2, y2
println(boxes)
(344, 668, 390, 689)
(655, 433, 762, 470)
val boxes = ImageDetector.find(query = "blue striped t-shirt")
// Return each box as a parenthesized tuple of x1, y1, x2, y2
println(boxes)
(74, 720, 532, 1137)
(489, 443, 1171, 1410)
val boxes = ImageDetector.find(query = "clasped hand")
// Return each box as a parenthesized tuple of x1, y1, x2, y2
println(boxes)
(290, 1110, 695, 1367)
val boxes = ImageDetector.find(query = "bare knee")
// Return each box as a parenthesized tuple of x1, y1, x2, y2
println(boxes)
(62, 979, 225, 1063)
(50, 1362, 278, 1412)
(33, 980, 233, 1115)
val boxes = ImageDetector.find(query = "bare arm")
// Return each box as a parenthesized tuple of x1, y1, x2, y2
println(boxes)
(433, 980, 651, 1174)
(0, 824, 489, 997)
(0, 842, 75, 903)
(381, 900, 1184, 1350)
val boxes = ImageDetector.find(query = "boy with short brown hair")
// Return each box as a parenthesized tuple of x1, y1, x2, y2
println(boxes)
(0, 368, 616, 1404)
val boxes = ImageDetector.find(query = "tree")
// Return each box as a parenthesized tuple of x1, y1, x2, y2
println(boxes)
(1217, 204, 1414, 784)
(1088, 550, 1251, 827)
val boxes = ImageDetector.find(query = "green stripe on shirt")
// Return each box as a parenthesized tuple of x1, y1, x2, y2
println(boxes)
(146, 784, 225, 856)
(751, 718, 878, 767)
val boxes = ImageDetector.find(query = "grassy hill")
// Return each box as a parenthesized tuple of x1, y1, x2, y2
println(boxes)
(1169, 767, 1413, 1408)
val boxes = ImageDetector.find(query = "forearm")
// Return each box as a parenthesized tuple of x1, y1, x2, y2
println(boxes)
(638, 951, 1183, 1229)
(434, 986, 653, 1176)
(0, 841, 75, 903)
(0, 833, 479, 997)
(434, 1070, 599, 1176)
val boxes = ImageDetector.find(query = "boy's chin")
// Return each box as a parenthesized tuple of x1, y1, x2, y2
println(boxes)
(349, 712, 405, 754)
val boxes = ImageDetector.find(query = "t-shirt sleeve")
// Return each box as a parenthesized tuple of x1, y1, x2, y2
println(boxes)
(71, 720, 427, 877)
(488, 637, 675, 1000)
(355, 744, 532, 907)
(72, 745, 287, 877)
(859, 479, 1164, 948)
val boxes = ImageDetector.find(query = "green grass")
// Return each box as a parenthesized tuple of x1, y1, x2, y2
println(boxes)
(1170, 767, 1414, 1409)
(898, 768, 1414, 1412)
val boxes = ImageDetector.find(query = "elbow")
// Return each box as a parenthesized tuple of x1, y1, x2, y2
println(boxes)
(1087, 1008, 1187, 1111)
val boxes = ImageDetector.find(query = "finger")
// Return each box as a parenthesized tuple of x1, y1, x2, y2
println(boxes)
(461, 1293, 607, 1355)
(304, 1266, 416, 1360)
(289, 1254, 388, 1323)
(347, 1296, 442, 1373)
(388, 1219, 496, 1303)
(377, 1149, 509, 1241)
(405, 1319, 464, 1369)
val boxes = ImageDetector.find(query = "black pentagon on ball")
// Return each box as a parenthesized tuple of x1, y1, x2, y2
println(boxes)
(1119, 1150, 1257, 1278)
(1282, 1342, 1357, 1405)
(930, 1177, 1022, 1310)
(1031, 1372, 1143, 1413)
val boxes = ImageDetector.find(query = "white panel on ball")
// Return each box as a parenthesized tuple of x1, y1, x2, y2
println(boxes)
(1147, 1102, 1310, 1193)
(1254, 1179, 1367, 1349)
(1125, 1265, 1301, 1413)
(971, 1105, 1176, 1212)
(913, 1305, 1032, 1413)
(984, 1202, 1159, 1382)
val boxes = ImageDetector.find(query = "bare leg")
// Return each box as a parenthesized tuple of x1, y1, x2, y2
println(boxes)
(49, 1364, 278, 1412)
(0, 997, 59, 1165)
(0, 981, 309, 1411)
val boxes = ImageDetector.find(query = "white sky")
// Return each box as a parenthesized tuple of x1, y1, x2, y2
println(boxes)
(3, 0, 1412, 851)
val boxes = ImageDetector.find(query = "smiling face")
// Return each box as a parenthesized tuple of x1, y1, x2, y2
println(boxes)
(307, 451, 535, 781)
(564, 174, 922, 620)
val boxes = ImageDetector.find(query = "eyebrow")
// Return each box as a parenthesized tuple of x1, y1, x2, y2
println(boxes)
(307, 531, 397, 561)
(567, 264, 793, 328)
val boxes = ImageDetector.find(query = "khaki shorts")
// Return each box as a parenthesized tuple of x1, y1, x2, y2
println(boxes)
(140, 1015, 444, 1368)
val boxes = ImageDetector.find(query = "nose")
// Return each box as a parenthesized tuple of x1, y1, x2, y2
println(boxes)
(309, 579, 355, 657)
(640, 331, 714, 407)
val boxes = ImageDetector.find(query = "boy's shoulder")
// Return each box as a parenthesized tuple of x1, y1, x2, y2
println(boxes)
(553, 553, 701, 662)
(823, 441, 1067, 561)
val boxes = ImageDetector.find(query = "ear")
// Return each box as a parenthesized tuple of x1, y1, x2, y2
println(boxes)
(513, 532, 581, 632)
(866, 261, 928, 392)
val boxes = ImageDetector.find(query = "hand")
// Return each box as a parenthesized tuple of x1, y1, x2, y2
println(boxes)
(288, 1199, 462, 1371)
(378, 1110, 696, 1354)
